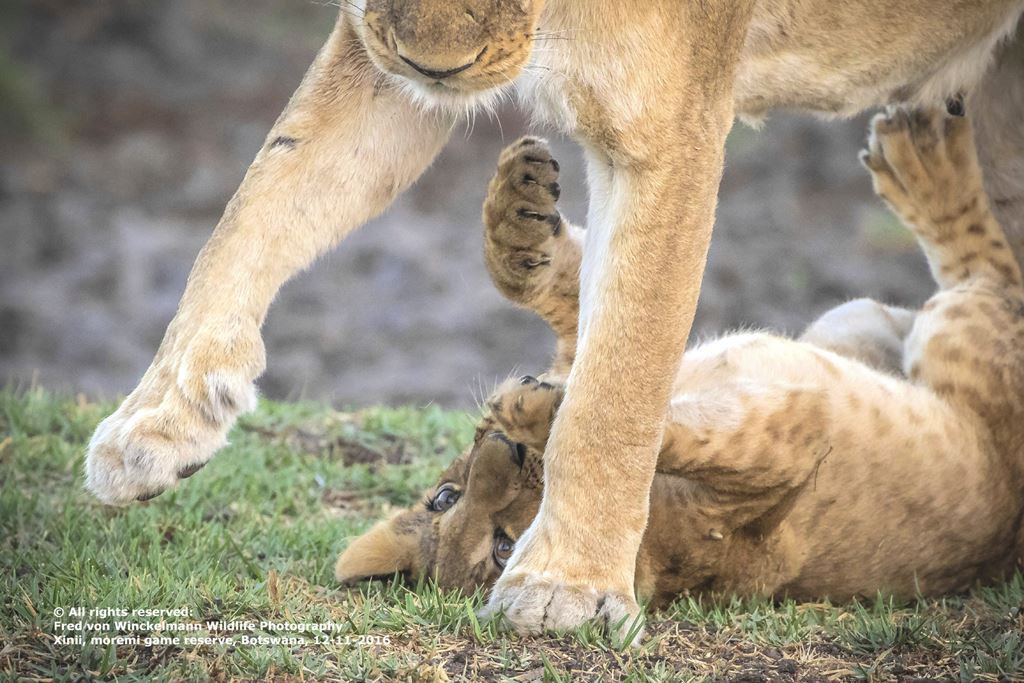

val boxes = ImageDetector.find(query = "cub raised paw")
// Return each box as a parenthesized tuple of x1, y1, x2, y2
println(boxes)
(486, 374, 565, 452)
(483, 137, 565, 303)
(483, 138, 583, 374)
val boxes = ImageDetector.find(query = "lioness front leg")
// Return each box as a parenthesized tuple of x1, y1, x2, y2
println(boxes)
(85, 18, 452, 504)
(483, 5, 754, 642)
(483, 138, 583, 376)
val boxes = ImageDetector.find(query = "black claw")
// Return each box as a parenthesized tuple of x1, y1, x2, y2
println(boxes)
(946, 93, 965, 117)
(516, 208, 550, 222)
(522, 256, 551, 269)
(547, 213, 562, 235)
(548, 182, 561, 200)
(178, 462, 206, 479)
(137, 490, 164, 502)
(550, 158, 559, 172)
(519, 375, 538, 385)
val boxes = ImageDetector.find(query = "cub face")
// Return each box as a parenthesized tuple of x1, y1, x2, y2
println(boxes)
(353, 0, 545, 108)
(335, 424, 545, 595)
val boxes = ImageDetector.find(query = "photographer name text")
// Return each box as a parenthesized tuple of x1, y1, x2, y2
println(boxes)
(50, 607, 389, 648)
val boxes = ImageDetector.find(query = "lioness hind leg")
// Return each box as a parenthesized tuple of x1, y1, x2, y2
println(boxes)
(971, 20, 1024, 270)
(483, 138, 583, 375)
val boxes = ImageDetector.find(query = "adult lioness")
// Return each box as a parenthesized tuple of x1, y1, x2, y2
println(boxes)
(85, 0, 1024, 637)
(338, 110, 1024, 636)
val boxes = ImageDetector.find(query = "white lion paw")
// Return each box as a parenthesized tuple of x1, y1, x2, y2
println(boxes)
(478, 518, 645, 646)
(480, 569, 644, 647)
(85, 324, 263, 505)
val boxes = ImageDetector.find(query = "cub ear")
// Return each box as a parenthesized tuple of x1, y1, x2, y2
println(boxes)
(335, 513, 418, 585)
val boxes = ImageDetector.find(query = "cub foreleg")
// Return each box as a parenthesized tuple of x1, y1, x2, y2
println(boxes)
(483, 138, 583, 376)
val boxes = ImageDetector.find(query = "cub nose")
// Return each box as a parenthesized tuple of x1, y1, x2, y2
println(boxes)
(399, 55, 476, 80)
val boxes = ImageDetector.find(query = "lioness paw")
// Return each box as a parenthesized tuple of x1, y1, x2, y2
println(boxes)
(85, 322, 264, 505)
(481, 540, 643, 647)
(481, 572, 642, 647)
(483, 137, 565, 302)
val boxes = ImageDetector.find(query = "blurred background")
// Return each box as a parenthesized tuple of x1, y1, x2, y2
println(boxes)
(0, 1, 935, 409)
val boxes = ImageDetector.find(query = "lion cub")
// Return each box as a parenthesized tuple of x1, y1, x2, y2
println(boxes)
(336, 110, 1024, 608)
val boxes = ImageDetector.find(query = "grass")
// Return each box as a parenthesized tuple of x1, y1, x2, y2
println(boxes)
(1, 387, 1022, 681)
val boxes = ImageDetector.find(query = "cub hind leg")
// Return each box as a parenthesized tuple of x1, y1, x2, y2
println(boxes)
(861, 109, 1023, 291)
(863, 108, 1024, 480)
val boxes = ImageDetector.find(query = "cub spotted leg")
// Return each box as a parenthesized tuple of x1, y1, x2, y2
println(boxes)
(486, 366, 829, 521)
(864, 107, 1024, 440)
(862, 107, 1024, 556)
(483, 143, 915, 381)
(483, 138, 583, 376)
(85, 18, 452, 505)
(861, 109, 1023, 291)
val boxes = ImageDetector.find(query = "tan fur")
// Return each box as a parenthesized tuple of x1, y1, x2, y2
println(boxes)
(86, 0, 1024, 639)
(338, 112, 1024, 620)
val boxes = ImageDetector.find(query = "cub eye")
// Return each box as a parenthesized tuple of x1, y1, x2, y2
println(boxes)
(430, 484, 460, 512)
(492, 531, 515, 569)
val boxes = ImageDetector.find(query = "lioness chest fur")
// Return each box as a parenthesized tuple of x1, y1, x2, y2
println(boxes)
(522, 3, 1024, 131)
